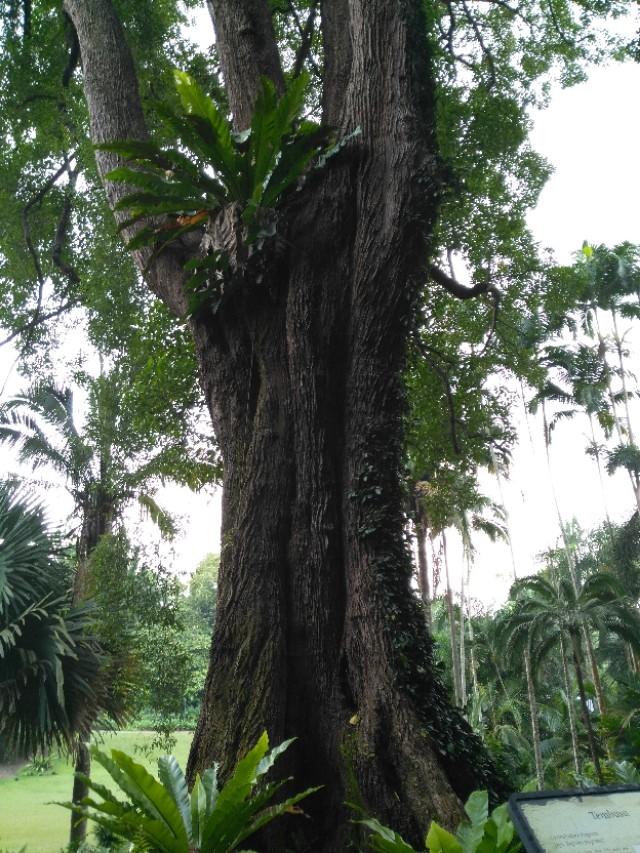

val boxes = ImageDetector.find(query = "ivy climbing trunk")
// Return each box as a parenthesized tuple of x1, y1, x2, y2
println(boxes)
(65, 0, 505, 847)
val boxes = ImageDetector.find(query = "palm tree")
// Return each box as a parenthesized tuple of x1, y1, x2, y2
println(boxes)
(0, 378, 181, 599)
(497, 600, 546, 790)
(0, 482, 124, 757)
(0, 373, 214, 848)
(503, 571, 640, 785)
(579, 243, 640, 514)
(421, 472, 506, 709)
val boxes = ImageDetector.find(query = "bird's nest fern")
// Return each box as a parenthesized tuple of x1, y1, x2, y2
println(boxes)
(99, 70, 357, 316)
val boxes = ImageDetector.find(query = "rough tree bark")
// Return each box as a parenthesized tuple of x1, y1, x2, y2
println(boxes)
(64, 0, 505, 848)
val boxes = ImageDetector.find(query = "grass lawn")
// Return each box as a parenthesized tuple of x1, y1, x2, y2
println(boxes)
(0, 730, 193, 853)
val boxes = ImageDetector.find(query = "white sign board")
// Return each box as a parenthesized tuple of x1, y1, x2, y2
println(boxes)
(509, 787, 640, 853)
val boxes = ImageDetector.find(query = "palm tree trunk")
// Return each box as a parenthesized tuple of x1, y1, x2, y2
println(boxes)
(559, 634, 581, 778)
(443, 531, 462, 706)
(459, 568, 467, 707)
(611, 308, 640, 509)
(595, 311, 640, 515)
(68, 740, 90, 851)
(611, 308, 637, 445)
(584, 631, 606, 715)
(625, 642, 638, 675)
(69, 493, 114, 846)
(523, 648, 544, 790)
(570, 631, 604, 785)
(542, 403, 605, 716)
(490, 448, 517, 583)
(468, 618, 482, 727)
(415, 505, 432, 631)
(588, 413, 614, 540)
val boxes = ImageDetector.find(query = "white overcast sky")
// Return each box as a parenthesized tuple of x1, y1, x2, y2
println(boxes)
(1, 11, 640, 597)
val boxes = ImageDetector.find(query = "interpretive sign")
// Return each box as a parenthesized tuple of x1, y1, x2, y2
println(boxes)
(509, 786, 640, 853)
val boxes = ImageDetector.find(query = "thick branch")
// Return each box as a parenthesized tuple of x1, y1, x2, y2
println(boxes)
(52, 168, 81, 286)
(206, 0, 284, 130)
(63, 0, 189, 317)
(62, 12, 80, 88)
(320, 0, 352, 125)
(428, 263, 498, 300)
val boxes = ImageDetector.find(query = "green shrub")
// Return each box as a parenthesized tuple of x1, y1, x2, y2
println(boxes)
(361, 790, 522, 853)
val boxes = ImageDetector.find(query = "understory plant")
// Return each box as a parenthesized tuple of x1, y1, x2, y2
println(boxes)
(100, 70, 352, 316)
(361, 790, 522, 853)
(59, 731, 319, 852)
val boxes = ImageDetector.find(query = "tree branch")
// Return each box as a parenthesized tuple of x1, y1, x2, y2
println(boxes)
(460, 0, 496, 88)
(64, 0, 190, 317)
(51, 168, 81, 286)
(0, 303, 74, 349)
(477, 287, 501, 357)
(206, 0, 285, 129)
(428, 263, 499, 300)
(319, 0, 352, 125)
(62, 12, 80, 88)
(8, 157, 80, 354)
(290, 0, 321, 79)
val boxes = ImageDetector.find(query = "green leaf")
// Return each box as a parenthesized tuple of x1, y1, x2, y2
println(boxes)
(426, 822, 464, 853)
(92, 748, 189, 848)
(171, 71, 240, 194)
(465, 790, 489, 828)
(489, 804, 515, 852)
(237, 785, 322, 845)
(360, 816, 419, 852)
(158, 755, 191, 840)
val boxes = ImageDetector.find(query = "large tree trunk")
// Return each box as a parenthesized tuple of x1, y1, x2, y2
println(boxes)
(65, 0, 505, 847)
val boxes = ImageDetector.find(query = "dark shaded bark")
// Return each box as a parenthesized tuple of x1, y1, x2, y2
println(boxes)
(205, 0, 285, 130)
(65, 0, 507, 848)
(68, 741, 90, 851)
(73, 485, 114, 603)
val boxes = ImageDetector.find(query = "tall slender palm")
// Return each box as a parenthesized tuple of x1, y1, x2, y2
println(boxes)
(417, 471, 506, 708)
(503, 572, 640, 785)
(496, 603, 546, 790)
(580, 243, 640, 514)
(528, 384, 610, 715)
